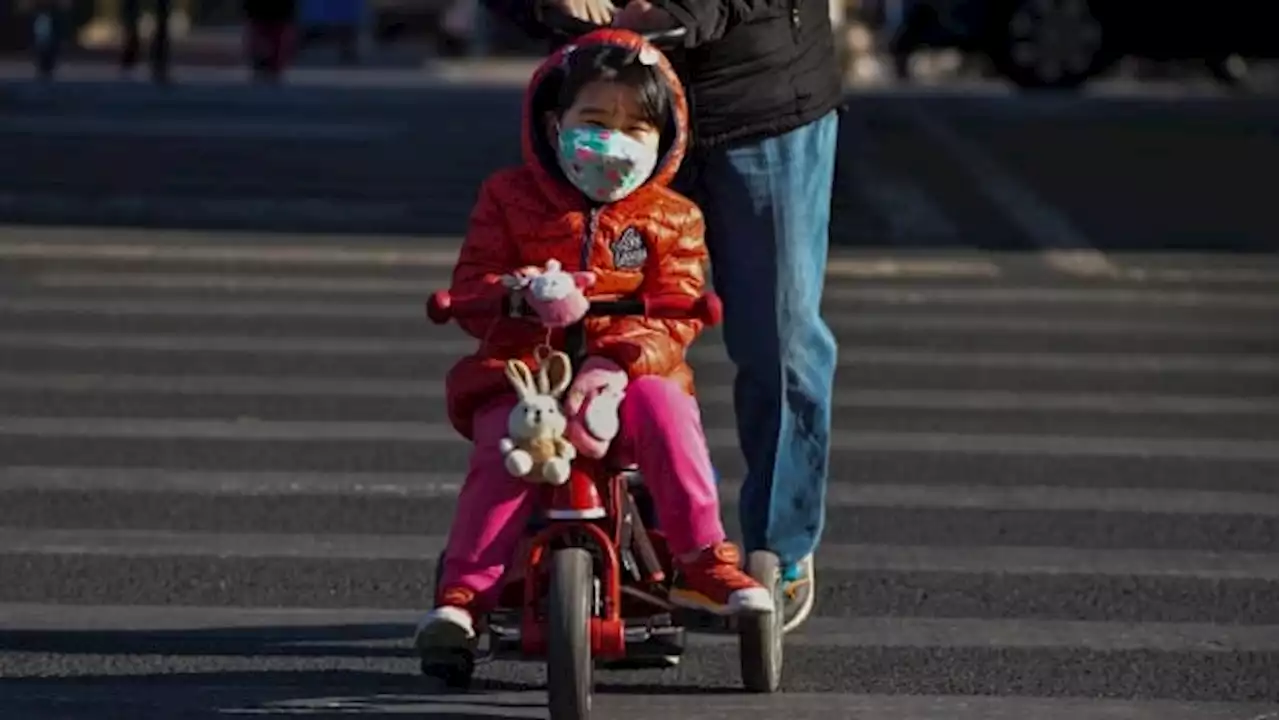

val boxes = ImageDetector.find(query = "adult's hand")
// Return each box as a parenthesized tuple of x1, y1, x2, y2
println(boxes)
(612, 0, 678, 32)
(541, 0, 618, 27)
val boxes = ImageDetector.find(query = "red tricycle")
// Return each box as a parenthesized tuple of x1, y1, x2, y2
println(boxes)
(421, 288, 784, 718)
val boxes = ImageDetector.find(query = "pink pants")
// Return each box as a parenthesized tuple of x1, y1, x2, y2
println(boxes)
(440, 375, 725, 604)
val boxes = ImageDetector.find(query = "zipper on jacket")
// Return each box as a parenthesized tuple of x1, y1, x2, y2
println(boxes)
(790, 0, 801, 33)
(580, 208, 599, 270)
(564, 208, 600, 367)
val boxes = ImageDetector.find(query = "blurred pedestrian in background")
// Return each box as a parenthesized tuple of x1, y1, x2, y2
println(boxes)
(437, 0, 480, 56)
(120, 0, 172, 83)
(243, 0, 299, 81)
(17, 0, 72, 80)
(483, 0, 842, 634)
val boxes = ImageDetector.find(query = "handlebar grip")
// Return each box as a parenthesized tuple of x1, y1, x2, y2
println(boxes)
(425, 291, 454, 325)
(640, 27, 689, 45)
(644, 293, 724, 326)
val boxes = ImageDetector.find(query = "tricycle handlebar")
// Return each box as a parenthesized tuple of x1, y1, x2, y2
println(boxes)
(426, 290, 724, 327)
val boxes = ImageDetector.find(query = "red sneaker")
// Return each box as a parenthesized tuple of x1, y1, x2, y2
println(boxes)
(669, 542, 774, 616)
(435, 586, 477, 610)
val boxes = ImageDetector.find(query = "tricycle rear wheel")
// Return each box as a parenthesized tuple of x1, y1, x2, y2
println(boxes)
(548, 548, 594, 720)
(738, 550, 784, 692)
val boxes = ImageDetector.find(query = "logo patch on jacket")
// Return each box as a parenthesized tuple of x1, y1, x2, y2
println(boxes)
(611, 227, 648, 270)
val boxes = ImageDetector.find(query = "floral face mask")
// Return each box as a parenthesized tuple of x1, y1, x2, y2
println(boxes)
(556, 125, 659, 203)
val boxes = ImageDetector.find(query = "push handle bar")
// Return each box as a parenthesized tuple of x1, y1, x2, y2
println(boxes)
(540, 7, 688, 47)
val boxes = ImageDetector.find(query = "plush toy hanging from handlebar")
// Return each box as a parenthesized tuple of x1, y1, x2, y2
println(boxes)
(498, 351, 578, 485)
(502, 259, 596, 329)
(496, 258, 626, 483)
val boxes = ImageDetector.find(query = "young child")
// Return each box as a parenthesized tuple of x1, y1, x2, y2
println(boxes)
(416, 29, 773, 652)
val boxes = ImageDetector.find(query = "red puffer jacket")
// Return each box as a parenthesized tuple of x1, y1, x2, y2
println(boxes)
(444, 29, 708, 440)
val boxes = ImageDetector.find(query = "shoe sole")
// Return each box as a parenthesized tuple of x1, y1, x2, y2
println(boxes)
(669, 588, 775, 617)
(414, 621, 475, 656)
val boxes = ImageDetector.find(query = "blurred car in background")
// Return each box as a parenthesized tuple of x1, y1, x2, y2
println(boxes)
(880, 0, 1277, 88)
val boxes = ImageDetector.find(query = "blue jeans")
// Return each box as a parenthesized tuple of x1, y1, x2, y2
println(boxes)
(686, 111, 839, 568)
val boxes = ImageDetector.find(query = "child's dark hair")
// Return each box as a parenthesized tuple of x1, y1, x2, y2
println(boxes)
(556, 44, 672, 130)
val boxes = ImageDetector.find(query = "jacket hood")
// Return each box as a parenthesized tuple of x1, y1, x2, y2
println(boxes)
(521, 29, 690, 205)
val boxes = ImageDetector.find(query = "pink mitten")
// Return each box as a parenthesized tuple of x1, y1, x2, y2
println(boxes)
(512, 260, 596, 328)
(564, 356, 628, 459)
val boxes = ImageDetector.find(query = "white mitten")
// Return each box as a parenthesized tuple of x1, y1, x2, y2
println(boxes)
(581, 389, 623, 444)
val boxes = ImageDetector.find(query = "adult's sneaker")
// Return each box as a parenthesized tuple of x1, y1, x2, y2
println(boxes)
(781, 554, 815, 634)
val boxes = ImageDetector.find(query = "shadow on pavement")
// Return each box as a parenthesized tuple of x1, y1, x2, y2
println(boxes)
(826, 91, 1278, 256)
(0, 622, 745, 718)
(0, 81, 1275, 255)
(2, 676, 544, 720)
(0, 621, 420, 658)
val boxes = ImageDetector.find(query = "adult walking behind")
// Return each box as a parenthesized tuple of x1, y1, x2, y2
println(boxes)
(481, 0, 842, 632)
(18, 0, 72, 80)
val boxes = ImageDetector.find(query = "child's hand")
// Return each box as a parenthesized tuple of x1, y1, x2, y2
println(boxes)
(499, 266, 543, 290)
(564, 356, 628, 459)
(613, 0, 676, 32)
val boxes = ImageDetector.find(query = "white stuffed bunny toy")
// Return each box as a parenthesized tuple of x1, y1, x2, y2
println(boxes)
(497, 351, 577, 485)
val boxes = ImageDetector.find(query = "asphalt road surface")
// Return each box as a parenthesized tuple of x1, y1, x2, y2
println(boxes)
(0, 70, 1275, 251)
(0, 74, 1275, 719)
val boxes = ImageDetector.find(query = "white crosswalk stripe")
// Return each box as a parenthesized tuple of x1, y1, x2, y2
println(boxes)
(0, 231, 1273, 719)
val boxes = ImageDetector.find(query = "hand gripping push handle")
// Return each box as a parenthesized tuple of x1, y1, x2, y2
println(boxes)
(426, 289, 724, 327)
(539, 7, 689, 47)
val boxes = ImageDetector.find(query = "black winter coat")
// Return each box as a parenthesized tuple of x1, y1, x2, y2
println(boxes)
(482, 0, 843, 149)
(650, 0, 843, 148)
